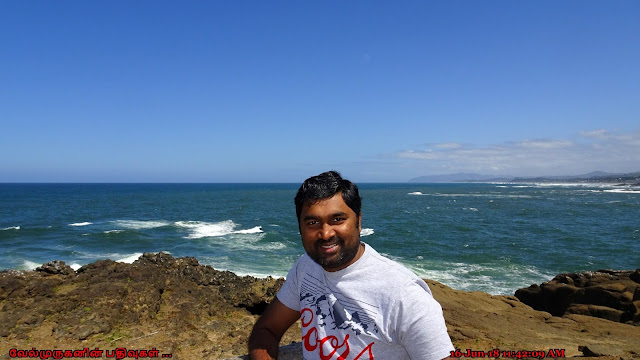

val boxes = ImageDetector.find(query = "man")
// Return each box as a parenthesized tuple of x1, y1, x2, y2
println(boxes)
(249, 171, 454, 360)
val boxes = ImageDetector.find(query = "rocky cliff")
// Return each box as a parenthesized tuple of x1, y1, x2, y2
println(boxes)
(515, 269, 640, 325)
(1, 253, 639, 359)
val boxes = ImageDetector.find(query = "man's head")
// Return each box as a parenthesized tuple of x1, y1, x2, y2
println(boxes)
(294, 171, 362, 222)
(294, 171, 364, 272)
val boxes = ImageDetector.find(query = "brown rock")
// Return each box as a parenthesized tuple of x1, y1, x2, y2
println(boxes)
(515, 269, 640, 325)
(3, 255, 640, 359)
(0, 253, 299, 360)
(579, 344, 623, 357)
(566, 304, 624, 322)
(35, 260, 75, 276)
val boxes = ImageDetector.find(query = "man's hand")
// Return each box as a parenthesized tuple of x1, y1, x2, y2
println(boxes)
(248, 298, 300, 360)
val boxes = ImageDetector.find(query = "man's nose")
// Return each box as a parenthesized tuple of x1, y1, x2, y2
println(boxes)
(320, 223, 336, 240)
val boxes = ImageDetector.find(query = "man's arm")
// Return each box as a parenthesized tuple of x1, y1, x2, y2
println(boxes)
(248, 297, 300, 360)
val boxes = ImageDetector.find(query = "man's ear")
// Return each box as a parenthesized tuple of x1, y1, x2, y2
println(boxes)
(358, 213, 362, 230)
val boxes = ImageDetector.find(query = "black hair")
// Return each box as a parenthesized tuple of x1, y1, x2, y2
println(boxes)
(294, 171, 362, 221)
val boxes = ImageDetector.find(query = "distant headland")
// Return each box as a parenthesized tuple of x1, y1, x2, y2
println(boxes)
(409, 170, 640, 186)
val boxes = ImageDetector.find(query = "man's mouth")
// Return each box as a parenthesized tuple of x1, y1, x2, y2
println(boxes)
(316, 239, 341, 253)
(320, 243, 338, 249)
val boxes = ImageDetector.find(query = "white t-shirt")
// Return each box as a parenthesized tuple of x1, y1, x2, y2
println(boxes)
(277, 243, 454, 360)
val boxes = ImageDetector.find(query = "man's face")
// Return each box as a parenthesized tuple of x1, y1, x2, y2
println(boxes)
(298, 193, 363, 272)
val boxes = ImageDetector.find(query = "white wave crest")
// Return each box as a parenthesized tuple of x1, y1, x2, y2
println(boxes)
(175, 220, 263, 239)
(360, 228, 375, 236)
(408, 192, 424, 195)
(176, 220, 236, 238)
(604, 189, 640, 194)
(111, 220, 171, 230)
(116, 253, 144, 263)
(1, 226, 20, 230)
(22, 260, 41, 270)
(407, 261, 554, 295)
(69, 222, 92, 227)
(234, 226, 263, 234)
(104, 230, 125, 234)
(69, 263, 82, 271)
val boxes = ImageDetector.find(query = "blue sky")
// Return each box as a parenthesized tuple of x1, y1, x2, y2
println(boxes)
(1, 1, 639, 182)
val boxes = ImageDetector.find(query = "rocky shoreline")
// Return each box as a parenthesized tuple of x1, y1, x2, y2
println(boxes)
(1, 253, 639, 359)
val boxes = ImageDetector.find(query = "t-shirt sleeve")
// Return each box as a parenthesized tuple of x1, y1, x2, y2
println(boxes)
(276, 258, 301, 312)
(395, 280, 454, 360)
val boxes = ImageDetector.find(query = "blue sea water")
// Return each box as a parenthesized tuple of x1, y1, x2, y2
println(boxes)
(1, 183, 638, 295)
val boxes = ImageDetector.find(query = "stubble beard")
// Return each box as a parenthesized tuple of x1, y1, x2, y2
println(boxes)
(309, 236, 361, 270)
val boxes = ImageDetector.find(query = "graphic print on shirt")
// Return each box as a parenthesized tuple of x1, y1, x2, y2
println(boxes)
(300, 273, 379, 359)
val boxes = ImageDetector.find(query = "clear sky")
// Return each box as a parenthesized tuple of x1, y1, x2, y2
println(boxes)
(1, 1, 639, 183)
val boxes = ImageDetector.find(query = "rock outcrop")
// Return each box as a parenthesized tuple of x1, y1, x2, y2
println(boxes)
(2, 254, 640, 359)
(0, 253, 300, 359)
(515, 269, 640, 325)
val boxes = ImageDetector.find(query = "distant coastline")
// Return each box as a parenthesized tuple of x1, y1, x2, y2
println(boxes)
(409, 170, 640, 187)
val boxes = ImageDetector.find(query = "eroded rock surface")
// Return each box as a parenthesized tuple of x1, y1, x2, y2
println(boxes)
(2, 255, 640, 359)
(515, 269, 640, 325)
(0, 253, 299, 359)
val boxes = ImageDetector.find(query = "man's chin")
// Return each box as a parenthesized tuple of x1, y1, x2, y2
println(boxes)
(309, 251, 346, 268)
(308, 242, 360, 270)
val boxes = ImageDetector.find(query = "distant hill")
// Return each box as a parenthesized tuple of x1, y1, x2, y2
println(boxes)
(409, 171, 640, 186)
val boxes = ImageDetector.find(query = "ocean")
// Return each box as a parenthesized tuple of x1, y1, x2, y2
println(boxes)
(1, 183, 638, 295)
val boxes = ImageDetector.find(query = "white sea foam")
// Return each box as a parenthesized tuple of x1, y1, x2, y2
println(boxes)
(533, 182, 602, 188)
(69, 222, 92, 227)
(234, 226, 263, 234)
(175, 220, 263, 239)
(176, 220, 236, 238)
(408, 192, 425, 195)
(69, 263, 82, 271)
(604, 189, 640, 194)
(463, 207, 479, 211)
(104, 230, 125, 234)
(22, 260, 41, 270)
(406, 260, 554, 295)
(1, 226, 20, 230)
(262, 242, 287, 250)
(116, 253, 144, 263)
(360, 228, 374, 236)
(111, 220, 171, 230)
(198, 231, 283, 254)
(428, 193, 532, 199)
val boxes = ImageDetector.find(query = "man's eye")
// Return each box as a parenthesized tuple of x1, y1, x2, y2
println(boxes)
(333, 217, 345, 222)
(307, 220, 318, 226)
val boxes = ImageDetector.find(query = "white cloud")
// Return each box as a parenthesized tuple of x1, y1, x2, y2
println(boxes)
(579, 129, 610, 139)
(395, 129, 640, 176)
(516, 139, 573, 149)
(434, 142, 464, 149)
(579, 129, 640, 146)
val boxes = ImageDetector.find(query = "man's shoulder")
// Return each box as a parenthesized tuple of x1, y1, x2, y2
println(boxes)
(364, 245, 419, 276)
(359, 245, 428, 289)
